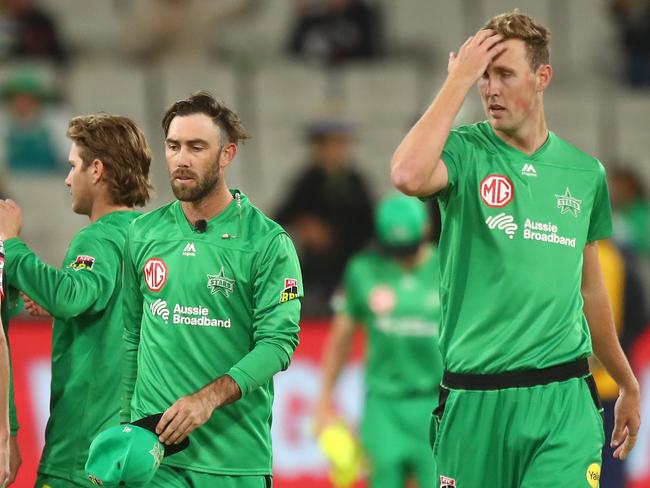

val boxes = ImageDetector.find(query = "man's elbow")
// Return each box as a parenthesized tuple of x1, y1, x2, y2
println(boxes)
(390, 162, 423, 196)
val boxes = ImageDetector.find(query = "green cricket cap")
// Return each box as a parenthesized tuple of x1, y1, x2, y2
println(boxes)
(85, 414, 189, 487)
(375, 193, 428, 248)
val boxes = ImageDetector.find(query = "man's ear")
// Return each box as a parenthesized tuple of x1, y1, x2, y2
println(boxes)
(90, 158, 105, 184)
(536, 63, 553, 92)
(219, 143, 238, 169)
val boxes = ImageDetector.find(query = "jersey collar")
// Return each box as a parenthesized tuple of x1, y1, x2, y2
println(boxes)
(482, 121, 555, 160)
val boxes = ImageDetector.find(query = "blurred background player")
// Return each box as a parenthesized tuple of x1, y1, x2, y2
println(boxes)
(315, 193, 442, 488)
(0, 239, 12, 487)
(391, 10, 640, 487)
(0, 114, 152, 487)
(276, 117, 374, 317)
(121, 92, 302, 487)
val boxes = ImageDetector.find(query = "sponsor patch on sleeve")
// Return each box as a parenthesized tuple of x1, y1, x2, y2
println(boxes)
(279, 278, 299, 303)
(87, 474, 103, 486)
(440, 475, 456, 488)
(68, 255, 96, 271)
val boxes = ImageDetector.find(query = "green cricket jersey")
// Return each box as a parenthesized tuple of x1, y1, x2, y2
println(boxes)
(122, 191, 302, 475)
(338, 244, 443, 397)
(4, 210, 139, 484)
(433, 121, 612, 374)
(1, 286, 21, 436)
(0, 239, 19, 435)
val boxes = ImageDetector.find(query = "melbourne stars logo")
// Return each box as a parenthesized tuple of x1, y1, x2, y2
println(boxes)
(555, 188, 582, 217)
(149, 442, 164, 468)
(207, 266, 235, 297)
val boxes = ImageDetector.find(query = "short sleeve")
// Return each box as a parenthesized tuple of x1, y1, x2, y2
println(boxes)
(335, 259, 365, 321)
(587, 163, 613, 243)
(435, 128, 472, 202)
(441, 129, 465, 189)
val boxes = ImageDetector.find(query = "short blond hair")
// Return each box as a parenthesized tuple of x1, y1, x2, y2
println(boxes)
(484, 10, 550, 70)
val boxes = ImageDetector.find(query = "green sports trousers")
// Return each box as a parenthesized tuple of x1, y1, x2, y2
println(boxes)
(34, 474, 86, 488)
(148, 465, 272, 488)
(361, 393, 437, 488)
(431, 365, 604, 487)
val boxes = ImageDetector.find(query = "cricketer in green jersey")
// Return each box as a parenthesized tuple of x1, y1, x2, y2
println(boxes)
(316, 194, 443, 488)
(0, 114, 153, 488)
(0, 283, 22, 486)
(391, 10, 640, 488)
(0, 239, 12, 487)
(121, 92, 302, 487)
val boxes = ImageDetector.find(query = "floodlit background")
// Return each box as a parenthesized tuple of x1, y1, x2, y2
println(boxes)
(1, 0, 649, 487)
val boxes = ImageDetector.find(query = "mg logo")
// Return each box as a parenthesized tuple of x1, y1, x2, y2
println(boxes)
(143, 258, 168, 292)
(480, 174, 514, 208)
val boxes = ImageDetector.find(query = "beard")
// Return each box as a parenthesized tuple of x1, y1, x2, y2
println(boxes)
(170, 158, 221, 202)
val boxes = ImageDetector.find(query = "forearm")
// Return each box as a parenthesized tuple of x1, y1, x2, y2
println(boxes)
(4, 239, 103, 318)
(121, 330, 140, 423)
(195, 375, 242, 412)
(583, 286, 638, 392)
(391, 74, 473, 194)
(318, 315, 356, 405)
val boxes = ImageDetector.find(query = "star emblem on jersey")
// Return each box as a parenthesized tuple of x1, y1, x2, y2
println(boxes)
(555, 188, 582, 217)
(207, 267, 235, 297)
(149, 442, 164, 468)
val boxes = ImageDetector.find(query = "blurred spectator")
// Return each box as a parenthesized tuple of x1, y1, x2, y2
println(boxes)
(594, 240, 647, 487)
(0, 0, 67, 64)
(287, 0, 382, 66)
(275, 117, 374, 317)
(0, 70, 68, 174)
(121, 0, 258, 64)
(609, 167, 650, 257)
(608, 0, 650, 87)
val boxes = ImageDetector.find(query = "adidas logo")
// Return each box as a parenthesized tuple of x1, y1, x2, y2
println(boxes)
(183, 242, 196, 257)
(522, 163, 537, 177)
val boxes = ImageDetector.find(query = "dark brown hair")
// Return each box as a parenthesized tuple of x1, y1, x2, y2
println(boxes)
(484, 10, 550, 70)
(162, 91, 250, 145)
(67, 114, 153, 207)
